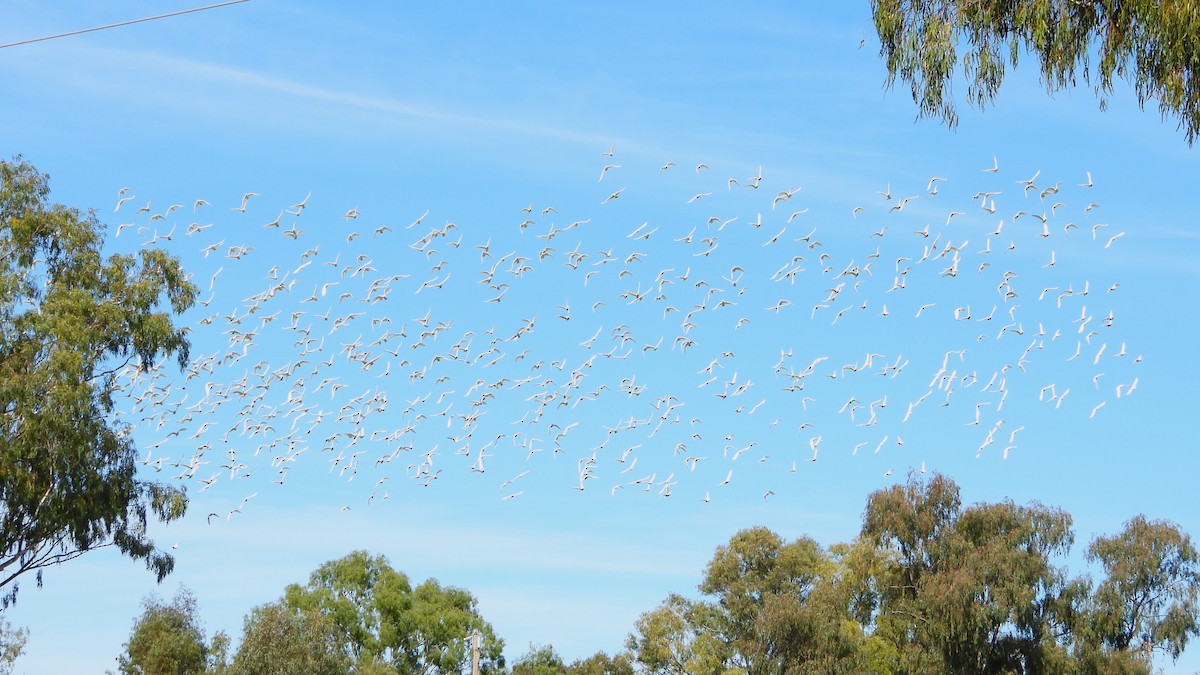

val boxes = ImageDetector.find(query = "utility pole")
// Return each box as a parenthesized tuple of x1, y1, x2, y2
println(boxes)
(470, 628, 481, 675)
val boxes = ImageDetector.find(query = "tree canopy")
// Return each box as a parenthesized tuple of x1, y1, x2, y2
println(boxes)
(1087, 515, 1200, 662)
(627, 472, 1200, 674)
(117, 587, 223, 675)
(282, 550, 505, 674)
(0, 619, 25, 675)
(511, 643, 569, 675)
(627, 529, 865, 675)
(0, 157, 196, 606)
(229, 601, 348, 675)
(511, 644, 635, 675)
(103, 477, 1197, 674)
(871, 0, 1200, 144)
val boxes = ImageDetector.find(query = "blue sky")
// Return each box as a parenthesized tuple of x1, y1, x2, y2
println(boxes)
(2, 2, 1198, 672)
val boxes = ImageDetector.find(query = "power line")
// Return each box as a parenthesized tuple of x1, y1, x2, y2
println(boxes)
(0, 0, 252, 50)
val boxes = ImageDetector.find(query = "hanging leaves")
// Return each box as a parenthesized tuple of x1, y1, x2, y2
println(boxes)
(871, 0, 1200, 145)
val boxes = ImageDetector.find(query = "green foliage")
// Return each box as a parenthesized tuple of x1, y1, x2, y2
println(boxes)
(282, 550, 504, 674)
(858, 470, 962, 672)
(923, 500, 1075, 673)
(410, 578, 504, 673)
(229, 601, 348, 675)
(628, 529, 864, 675)
(117, 588, 211, 675)
(870, 0, 1200, 144)
(858, 474, 1085, 672)
(99, 487, 1195, 675)
(629, 473, 1198, 674)
(625, 593, 728, 675)
(508, 645, 636, 675)
(698, 526, 857, 674)
(861, 470, 961, 598)
(0, 156, 196, 605)
(282, 550, 411, 666)
(511, 643, 568, 675)
(1087, 515, 1200, 663)
(0, 617, 26, 675)
(207, 631, 229, 675)
(564, 650, 635, 675)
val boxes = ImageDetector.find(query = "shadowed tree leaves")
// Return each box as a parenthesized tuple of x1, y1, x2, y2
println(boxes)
(757, 593, 867, 675)
(0, 157, 196, 606)
(859, 472, 965, 673)
(870, 0, 1200, 144)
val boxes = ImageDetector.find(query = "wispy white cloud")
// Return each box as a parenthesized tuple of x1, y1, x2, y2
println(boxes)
(20, 41, 619, 150)
(162, 501, 715, 579)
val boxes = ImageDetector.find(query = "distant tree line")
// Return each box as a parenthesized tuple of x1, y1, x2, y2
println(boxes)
(624, 472, 1198, 674)
(114, 551, 504, 675)
(106, 472, 1197, 674)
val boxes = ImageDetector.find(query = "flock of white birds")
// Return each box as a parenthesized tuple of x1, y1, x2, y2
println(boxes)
(108, 150, 1139, 520)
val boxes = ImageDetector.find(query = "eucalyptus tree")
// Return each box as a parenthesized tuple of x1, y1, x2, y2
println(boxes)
(0, 157, 196, 605)
(625, 593, 729, 675)
(919, 500, 1079, 673)
(1087, 515, 1200, 665)
(564, 651, 635, 675)
(629, 528, 864, 674)
(0, 619, 25, 675)
(699, 526, 860, 674)
(859, 471, 964, 673)
(117, 588, 221, 675)
(510, 643, 568, 675)
(511, 645, 636, 675)
(627, 474, 1198, 674)
(282, 550, 504, 674)
(229, 601, 348, 675)
(871, 0, 1200, 144)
